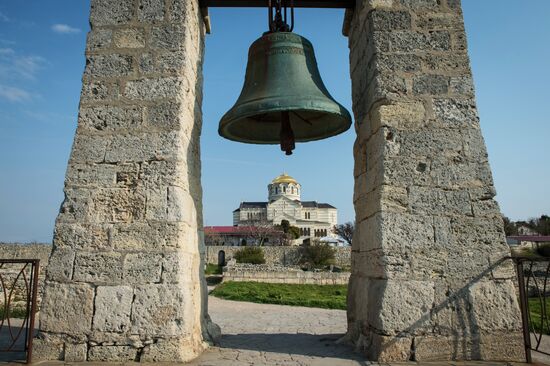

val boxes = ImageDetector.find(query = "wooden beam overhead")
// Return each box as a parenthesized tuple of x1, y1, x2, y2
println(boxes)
(200, 0, 355, 9)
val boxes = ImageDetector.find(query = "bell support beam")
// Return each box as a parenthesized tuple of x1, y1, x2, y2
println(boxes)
(200, 0, 355, 8)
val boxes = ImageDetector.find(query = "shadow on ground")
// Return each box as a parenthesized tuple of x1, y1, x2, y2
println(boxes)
(218, 332, 364, 360)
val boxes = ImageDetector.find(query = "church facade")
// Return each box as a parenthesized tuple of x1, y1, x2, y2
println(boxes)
(233, 173, 337, 241)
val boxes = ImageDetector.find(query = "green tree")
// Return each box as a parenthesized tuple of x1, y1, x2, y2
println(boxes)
(234, 247, 266, 264)
(300, 240, 336, 268)
(502, 216, 518, 236)
(332, 221, 354, 246)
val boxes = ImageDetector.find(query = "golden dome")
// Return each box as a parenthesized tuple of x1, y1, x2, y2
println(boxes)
(272, 173, 298, 184)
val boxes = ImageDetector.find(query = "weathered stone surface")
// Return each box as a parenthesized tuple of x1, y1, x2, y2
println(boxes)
(88, 345, 137, 361)
(78, 105, 142, 131)
(39, 283, 94, 337)
(124, 76, 188, 101)
(141, 338, 204, 362)
(122, 252, 163, 283)
(138, 0, 165, 22)
(73, 251, 123, 283)
(33, 333, 64, 361)
(36, 0, 209, 362)
(84, 54, 134, 78)
(369, 279, 434, 335)
(45, 248, 75, 282)
(90, 0, 134, 26)
(113, 28, 145, 48)
(86, 29, 112, 51)
(92, 285, 133, 332)
(64, 343, 87, 362)
(348, 0, 522, 361)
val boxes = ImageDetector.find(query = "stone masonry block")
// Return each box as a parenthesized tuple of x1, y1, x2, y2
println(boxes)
(93, 285, 133, 332)
(168, 186, 196, 224)
(45, 248, 75, 282)
(80, 80, 119, 103)
(54, 223, 111, 250)
(368, 279, 434, 335)
(122, 252, 163, 283)
(368, 10, 412, 31)
(113, 28, 145, 49)
(64, 343, 88, 362)
(138, 0, 165, 22)
(151, 25, 188, 50)
(413, 74, 449, 95)
(66, 163, 117, 187)
(370, 101, 425, 133)
(141, 337, 204, 362)
(433, 98, 479, 126)
(131, 284, 190, 336)
(468, 280, 522, 332)
(84, 54, 134, 78)
(73, 251, 123, 283)
(363, 333, 413, 362)
(397, 0, 440, 10)
(78, 105, 142, 132)
(88, 345, 137, 362)
(408, 186, 473, 216)
(124, 76, 188, 101)
(32, 333, 64, 361)
(69, 134, 108, 163)
(86, 29, 112, 51)
(90, 0, 134, 26)
(40, 283, 94, 338)
(104, 131, 184, 163)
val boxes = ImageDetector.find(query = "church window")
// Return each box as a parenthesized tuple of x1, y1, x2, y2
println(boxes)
(283, 186, 286, 193)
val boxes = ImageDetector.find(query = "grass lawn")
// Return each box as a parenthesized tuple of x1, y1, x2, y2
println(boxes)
(529, 297, 550, 334)
(210, 281, 347, 310)
(205, 263, 222, 275)
(0, 307, 29, 319)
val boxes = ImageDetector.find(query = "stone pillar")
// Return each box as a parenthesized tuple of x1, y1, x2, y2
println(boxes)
(34, 0, 213, 362)
(347, 0, 523, 361)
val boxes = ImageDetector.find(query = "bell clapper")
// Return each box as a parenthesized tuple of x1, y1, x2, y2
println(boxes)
(280, 111, 295, 156)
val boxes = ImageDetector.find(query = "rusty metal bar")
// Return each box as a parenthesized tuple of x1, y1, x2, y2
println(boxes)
(516, 259, 532, 363)
(0, 259, 40, 364)
(200, 0, 355, 8)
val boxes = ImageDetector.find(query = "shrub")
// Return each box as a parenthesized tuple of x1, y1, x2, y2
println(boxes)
(300, 243, 336, 268)
(234, 246, 266, 264)
(537, 243, 550, 257)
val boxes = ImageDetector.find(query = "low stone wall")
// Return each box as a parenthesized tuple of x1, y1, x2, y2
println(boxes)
(206, 245, 351, 267)
(0, 243, 52, 312)
(223, 264, 350, 285)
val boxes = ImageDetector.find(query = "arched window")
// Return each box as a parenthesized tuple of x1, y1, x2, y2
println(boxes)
(283, 186, 286, 193)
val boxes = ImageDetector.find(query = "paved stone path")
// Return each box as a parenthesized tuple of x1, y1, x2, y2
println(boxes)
(191, 296, 361, 365)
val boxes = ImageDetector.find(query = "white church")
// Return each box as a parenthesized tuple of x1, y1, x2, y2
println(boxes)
(233, 173, 338, 240)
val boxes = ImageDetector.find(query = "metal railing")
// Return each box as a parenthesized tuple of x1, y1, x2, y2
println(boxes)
(0, 259, 40, 364)
(513, 256, 550, 363)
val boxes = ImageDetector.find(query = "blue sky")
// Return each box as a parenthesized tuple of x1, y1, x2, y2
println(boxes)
(0, 1, 548, 242)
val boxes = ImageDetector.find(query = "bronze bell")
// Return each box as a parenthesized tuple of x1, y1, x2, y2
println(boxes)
(218, 24, 352, 155)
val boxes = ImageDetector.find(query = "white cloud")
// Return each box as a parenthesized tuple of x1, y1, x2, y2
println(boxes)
(51, 23, 81, 34)
(0, 84, 31, 102)
(0, 48, 15, 56)
(0, 49, 46, 80)
(0, 12, 10, 22)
